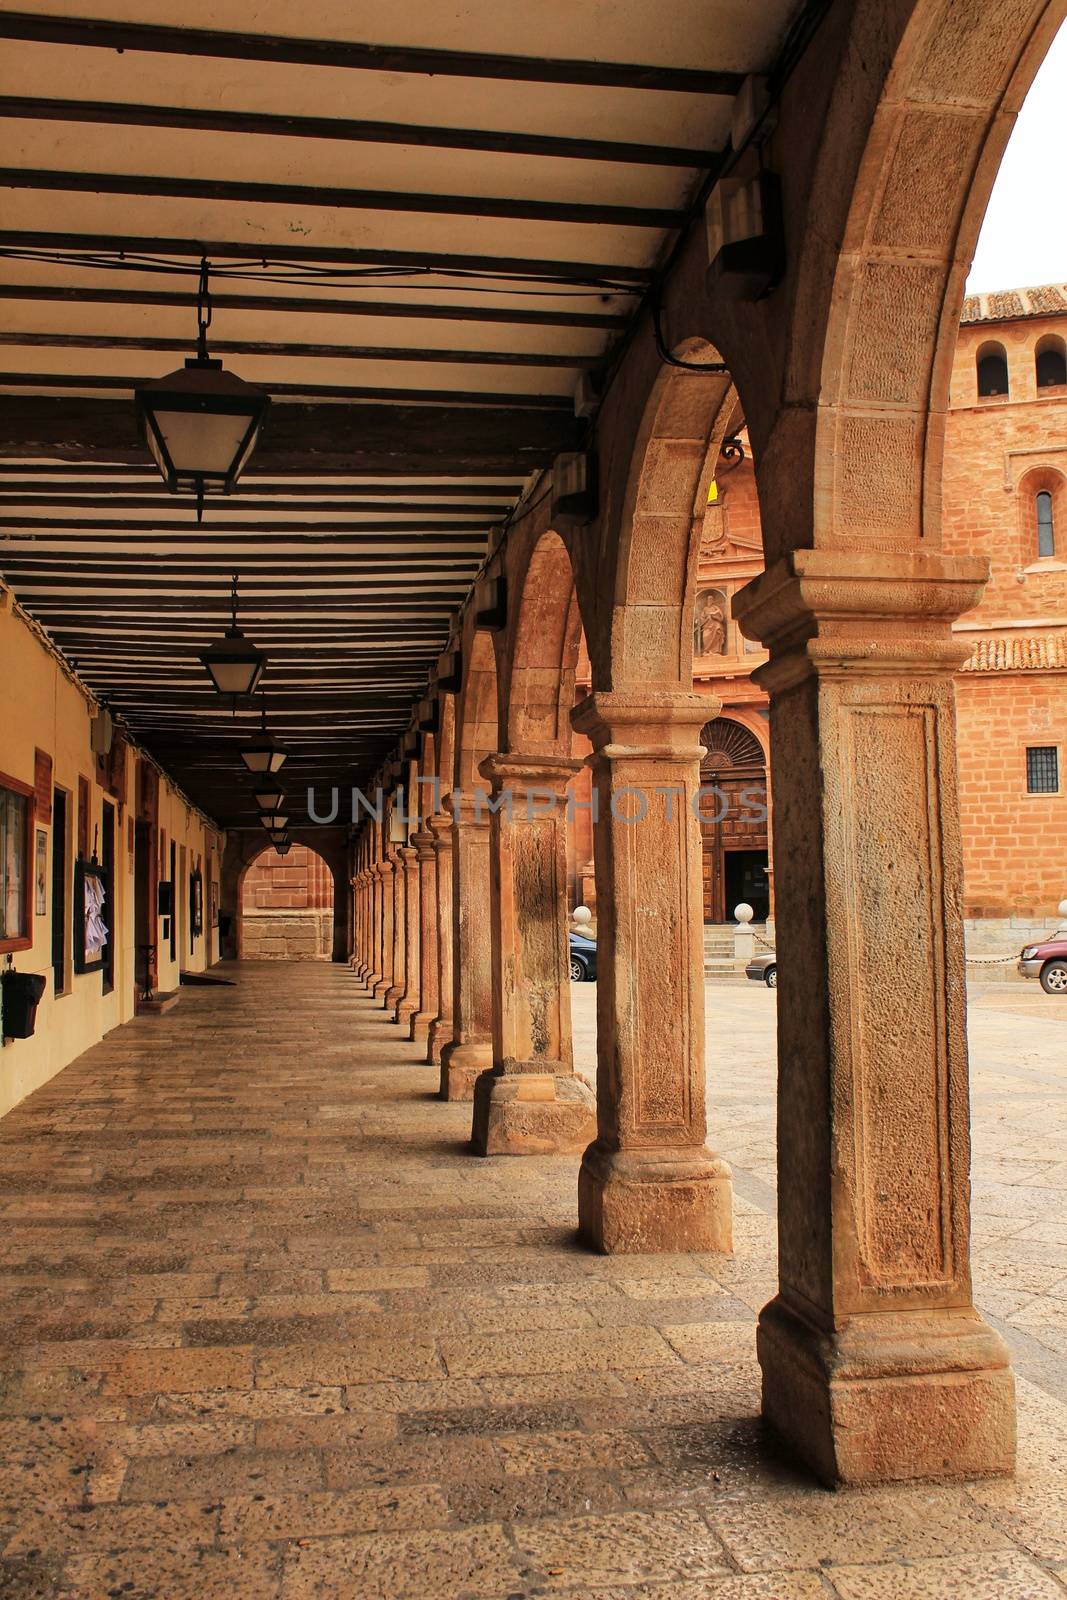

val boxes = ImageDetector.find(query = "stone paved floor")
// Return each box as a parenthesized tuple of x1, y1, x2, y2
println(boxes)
(0, 963, 1064, 1599)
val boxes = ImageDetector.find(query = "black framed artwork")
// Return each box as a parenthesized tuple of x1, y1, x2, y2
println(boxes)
(190, 869, 203, 937)
(73, 857, 110, 975)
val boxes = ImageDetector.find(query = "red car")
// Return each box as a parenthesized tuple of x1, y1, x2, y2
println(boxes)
(1018, 937, 1067, 994)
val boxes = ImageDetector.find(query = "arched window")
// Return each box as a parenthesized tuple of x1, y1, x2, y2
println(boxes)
(1037, 490, 1055, 558)
(976, 343, 1009, 397)
(1035, 336, 1067, 389)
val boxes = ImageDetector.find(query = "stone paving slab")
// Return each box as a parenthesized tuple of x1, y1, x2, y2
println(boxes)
(0, 962, 1063, 1599)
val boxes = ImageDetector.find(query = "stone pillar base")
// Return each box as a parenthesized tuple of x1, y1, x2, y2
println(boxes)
(409, 1010, 434, 1044)
(439, 1039, 492, 1101)
(394, 997, 419, 1028)
(758, 1296, 1015, 1487)
(426, 1017, 452, 1065)
(578, 1141, 733, 1255)
(371, 977, 390, 999)
(470, 1067, 596, 1156)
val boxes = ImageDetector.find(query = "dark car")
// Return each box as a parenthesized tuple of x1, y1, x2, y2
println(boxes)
(1018, 936, 1067, 994)
(569, 931, 597, 982)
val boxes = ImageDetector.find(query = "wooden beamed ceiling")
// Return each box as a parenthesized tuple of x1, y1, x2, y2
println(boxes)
(0, 0, 799, 829)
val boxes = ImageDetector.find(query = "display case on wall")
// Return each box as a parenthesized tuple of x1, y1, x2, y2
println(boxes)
(73, 857, 110, 975)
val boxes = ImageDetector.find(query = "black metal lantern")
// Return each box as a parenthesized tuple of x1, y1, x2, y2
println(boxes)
(200, 573, 267, 700)
(241, 698, 287, 775)
(273, 838, 292, 856)
(251, 779, 286, 812)
(134, 259, 269, 523)
(259, 811, 290, 831)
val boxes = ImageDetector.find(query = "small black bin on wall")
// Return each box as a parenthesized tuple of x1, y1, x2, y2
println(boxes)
(1, 970, 47, 1040)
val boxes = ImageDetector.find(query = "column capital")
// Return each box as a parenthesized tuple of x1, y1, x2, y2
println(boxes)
(734, 549, 988, 691)
(411, 828, 435, 860)
(571, 690, 720, 758)
(428, 810, 453, 846)
(479, 751, 582, 799)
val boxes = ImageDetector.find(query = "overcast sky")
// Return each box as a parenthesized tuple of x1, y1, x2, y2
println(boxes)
(967, 24, 1067, 294)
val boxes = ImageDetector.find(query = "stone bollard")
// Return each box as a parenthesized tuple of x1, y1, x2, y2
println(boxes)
(733, 902, 755, 966)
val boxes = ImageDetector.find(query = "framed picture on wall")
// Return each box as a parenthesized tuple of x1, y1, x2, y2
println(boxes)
(209, 877, 219, 929)
(35, 828, 48, 916)
(190, 869, 203, 937)
(73, 857, 110, 975)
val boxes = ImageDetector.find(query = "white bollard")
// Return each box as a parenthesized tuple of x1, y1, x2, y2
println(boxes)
(733, 902, 755, 964)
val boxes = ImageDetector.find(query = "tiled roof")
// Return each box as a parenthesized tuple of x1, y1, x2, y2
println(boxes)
(961, 285, 1067, 325)
(961, 633, 1067, 672)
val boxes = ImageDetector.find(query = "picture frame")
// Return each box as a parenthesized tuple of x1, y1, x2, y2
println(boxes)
(73, 857, 110, 976)
(190, 869, 203, 937)
(35, 828, 48, 917)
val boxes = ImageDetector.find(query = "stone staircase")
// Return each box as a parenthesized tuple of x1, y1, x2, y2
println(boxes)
(703, 923, 772, 980)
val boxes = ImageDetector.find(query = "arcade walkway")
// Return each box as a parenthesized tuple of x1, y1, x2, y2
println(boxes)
(1, 964, 1065, 1599)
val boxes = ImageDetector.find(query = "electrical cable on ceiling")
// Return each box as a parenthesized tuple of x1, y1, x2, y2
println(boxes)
(0, 246, 641, 299)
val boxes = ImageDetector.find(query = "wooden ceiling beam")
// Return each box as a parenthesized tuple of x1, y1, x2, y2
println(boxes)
(0, 14, 744, 95)
(0, 168, 684, 230)
(0, 396, 580, 468)
(0, 97, 717, 172)
(0, 281, 629, 331)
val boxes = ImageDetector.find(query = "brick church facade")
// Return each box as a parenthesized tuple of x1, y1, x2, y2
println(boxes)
(680, 286, 1067, 934)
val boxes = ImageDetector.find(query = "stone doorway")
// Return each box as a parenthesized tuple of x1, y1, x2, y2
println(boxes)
(698, 718, 769, 923)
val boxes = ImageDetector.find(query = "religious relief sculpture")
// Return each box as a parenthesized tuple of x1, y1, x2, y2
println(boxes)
(694, 588, 729, 657)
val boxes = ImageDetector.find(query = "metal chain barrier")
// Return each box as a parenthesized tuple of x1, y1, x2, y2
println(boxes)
(965, 952, 1021, 966)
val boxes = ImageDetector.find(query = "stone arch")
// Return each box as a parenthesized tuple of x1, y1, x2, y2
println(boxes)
(221, 825, 350, 964)
(452, 621, 499, 791)
(1017, 463, 1066, 560)
(502, 528, 584, 755)
(798, 0, 1065, 557)
(977, 340, 1011, 399)
(583, 352, 738, 691)
(1035, 331, 1067, 389)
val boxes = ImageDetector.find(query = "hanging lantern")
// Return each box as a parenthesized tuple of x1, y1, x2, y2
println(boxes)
(134, 258, 269, 523)
(241, 697, 287, 774)
(259, 811, 290, 831)
(199, 573, 267, 700)
(273, 839, 292, 856)
(251, 779, 286, 812)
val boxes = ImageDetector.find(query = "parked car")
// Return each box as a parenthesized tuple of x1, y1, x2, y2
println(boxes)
(745, 952, 777, 989)
(1018, 936, 1067, 994)
(569, 930, 597, 982)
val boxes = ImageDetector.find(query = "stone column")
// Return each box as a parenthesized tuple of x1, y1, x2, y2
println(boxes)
(349, 872, 362, 972)
(471, 754, 597, 1156)
(734, 548, 1014, 1486)
(439, 804, 493, 1099)
(410, 828, 439, 1044)
(384, 848, 406, 1009)
(365, 860, 383, 990)
(570, 691, 733, 1254)
(371, 855, 394, 1000)
(427, 808, 454, 1065)
(394, 845, 420, 1028)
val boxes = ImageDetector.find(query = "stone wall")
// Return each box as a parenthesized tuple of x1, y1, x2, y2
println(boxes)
(239, 845, 334, 962)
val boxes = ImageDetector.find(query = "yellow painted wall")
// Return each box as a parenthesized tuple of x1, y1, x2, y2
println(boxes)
(0, 594, 222, 1118)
